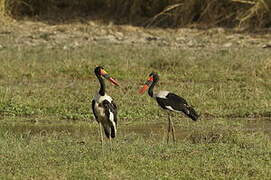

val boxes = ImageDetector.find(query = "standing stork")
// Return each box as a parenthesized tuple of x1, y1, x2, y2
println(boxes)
(92, 66, 119, 150)
(139, 72, 199, 143)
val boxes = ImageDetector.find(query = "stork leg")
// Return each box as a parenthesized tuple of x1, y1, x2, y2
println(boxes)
(99, 123, 104, 151)
(167, 113, 171, 144)
(167, 112, 176, 144)
(109, 132, 112, 152)
(170, 116, 176, 143)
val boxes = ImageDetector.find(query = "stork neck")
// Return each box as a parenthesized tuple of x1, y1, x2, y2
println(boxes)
(148, 79, 158, 98)
(96, 73, 106, 96)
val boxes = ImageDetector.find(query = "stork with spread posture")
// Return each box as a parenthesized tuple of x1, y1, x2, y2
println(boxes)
(139, 72, 199, 143)
(92, 66, 119, 149)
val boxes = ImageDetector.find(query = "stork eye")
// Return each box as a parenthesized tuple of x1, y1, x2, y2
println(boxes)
(148, 76, 154, 81)
(100, 69, 108, 76)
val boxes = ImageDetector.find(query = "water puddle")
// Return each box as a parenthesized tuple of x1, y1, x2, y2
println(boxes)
(120, 118, 271, 140)
(120, 123, 190, 140)
(0, 116, 95, 137)
(243, 117, 271, 134)
(0, 116, 270, 139)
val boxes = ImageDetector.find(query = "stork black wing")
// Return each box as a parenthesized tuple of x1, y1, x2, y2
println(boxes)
(166, 93, 189, 105)
(156, 93, 199, 121)
(102, 100, 118, 138)
(156, 93, 188, 110)
(111, 101, 118, 124)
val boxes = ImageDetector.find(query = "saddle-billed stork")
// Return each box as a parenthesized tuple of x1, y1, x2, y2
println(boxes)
(139, 72, 199, 143)
(92, 66, 119, 149)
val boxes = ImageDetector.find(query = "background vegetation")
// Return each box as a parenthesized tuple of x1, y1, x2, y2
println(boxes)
(1, 0, 271, 28)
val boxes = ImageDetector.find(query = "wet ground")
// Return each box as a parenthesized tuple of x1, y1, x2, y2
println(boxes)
(1, 117, 270, 140)
(1, 20, 271, 50)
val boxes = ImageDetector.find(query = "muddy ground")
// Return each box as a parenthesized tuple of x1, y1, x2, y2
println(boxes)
(1, 19, 271, 50)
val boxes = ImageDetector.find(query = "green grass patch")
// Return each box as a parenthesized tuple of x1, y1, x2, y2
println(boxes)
(0, 121, 271, 179)
(0, 44, 270, 119)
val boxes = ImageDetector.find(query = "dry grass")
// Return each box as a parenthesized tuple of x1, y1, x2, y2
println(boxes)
(144, 0, 271, 28)
(0, 0, 5, 16)
(236, 0, 271, 27)
(0, 0, 271, 28)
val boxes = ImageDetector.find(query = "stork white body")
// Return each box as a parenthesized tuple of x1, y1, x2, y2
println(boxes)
(92, 93, 117, 136)
(93, 93, 112, 120)
(153, 90, 170, 99)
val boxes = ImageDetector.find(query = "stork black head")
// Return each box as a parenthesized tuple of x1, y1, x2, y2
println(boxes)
(94, 66, 119, 86)
(149, 72, 159, 81)
(139, 72, 159, 94)
(94, 66, 103, 75)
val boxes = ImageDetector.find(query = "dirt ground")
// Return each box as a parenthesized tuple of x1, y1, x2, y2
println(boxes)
(1, 19, 271, 50)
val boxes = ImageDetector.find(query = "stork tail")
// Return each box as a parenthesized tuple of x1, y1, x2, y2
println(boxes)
(111, 126, 116, 138)
(103, 126, 110, 138)
(103, 125, 116, 138)
(185, 106, 199, 121)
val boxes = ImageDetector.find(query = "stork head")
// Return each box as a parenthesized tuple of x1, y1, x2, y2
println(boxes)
(139, 72, 159, 94)
(94, 66, 119, 86)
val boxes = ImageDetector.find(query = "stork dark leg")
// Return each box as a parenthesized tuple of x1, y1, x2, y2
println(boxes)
(99, 123, 104, 150)
(170, 116, 176, 143)
(167, 112, 176, 144)
(109, 131, 112, 152)
(167, 113, 171, 144)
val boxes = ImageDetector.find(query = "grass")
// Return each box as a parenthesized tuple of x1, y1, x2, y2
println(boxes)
(0, 30, 271, 179)
(1, 121, 271, 179)
(0, 44, 270, 119)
